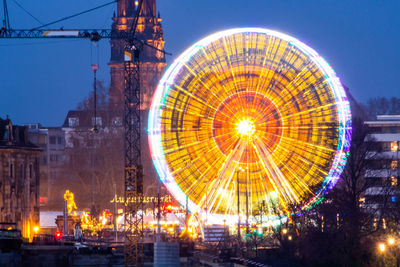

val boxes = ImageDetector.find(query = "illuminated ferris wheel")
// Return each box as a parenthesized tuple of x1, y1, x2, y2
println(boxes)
(148, 28, 352, 224)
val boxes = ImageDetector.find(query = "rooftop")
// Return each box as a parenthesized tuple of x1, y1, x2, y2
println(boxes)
(0, 117, 40, 150)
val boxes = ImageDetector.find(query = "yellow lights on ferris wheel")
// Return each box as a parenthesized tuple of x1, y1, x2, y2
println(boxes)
(148, 28, 352, 224)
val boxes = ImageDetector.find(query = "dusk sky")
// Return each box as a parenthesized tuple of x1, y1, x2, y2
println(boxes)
(0, 0, 399, 126)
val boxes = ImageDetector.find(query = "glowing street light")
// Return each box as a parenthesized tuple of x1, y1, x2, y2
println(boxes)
(379, 243, 386, 252)
(388, 237, 395, 246)
(33, 226, 39, 235)
(282, 228, 288, 234)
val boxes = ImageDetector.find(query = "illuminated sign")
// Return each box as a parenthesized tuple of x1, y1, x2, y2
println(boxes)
(110, 194, 173, 206)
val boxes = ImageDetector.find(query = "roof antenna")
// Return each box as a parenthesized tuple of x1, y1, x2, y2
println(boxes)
(2, 0, 11, 35)
(91, 42, 99, 133)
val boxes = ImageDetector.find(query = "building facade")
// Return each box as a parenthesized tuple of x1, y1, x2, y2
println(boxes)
(61, 109, 160, 202)
(0, 117, 40, 240)
(24, 123, 66, 209)
(364, 115, 400, 209)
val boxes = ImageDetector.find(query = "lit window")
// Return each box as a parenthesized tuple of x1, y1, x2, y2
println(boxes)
(49, 136, 56, 144)
(391, 141, 399, 152)
(392, 160, 398, 170)
(391, 176, 398, 187)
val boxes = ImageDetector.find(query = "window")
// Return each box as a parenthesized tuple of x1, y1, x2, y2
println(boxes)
(40, 155, 47, 165)
(391, 160, 398, 170)
(391, 176, 398, 187)
(391, 141, 399, 152)
(91, 117, 102, 127)
(68, 117, 79, 127)
(38, 135, 47, 145)
(9, 163, 14, 178)
(50, 154, 60, 162)
(29, 164, 33, 179)
(49, 136, 56, 144)
(57, 136, 62, 144)
(366, 177, 382, 187)
(372, 127, 382, 133)
(112, 117, 122, 127)
(20, 164, 25, 179)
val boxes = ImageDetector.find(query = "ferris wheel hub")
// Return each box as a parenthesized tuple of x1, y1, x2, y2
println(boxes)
(236, 118, 255, 137)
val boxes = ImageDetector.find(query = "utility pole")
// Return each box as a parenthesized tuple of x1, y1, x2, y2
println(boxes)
(113, 183, 118, 242)
(237, 170, 240, 241)
(185, 195, 189, 233)
(245, 170, 249, 234)
(63, 198, 68, 235)
(91, 63, 99, 133)
(156, 181, 161, 242)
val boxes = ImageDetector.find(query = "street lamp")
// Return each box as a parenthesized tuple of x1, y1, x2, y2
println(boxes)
(237, 169, 241, 242)
(237, 166, 246, 240)
(379, 243, 386, 253)
(33, 226, 39, 235)
(387, 237, 399, 267)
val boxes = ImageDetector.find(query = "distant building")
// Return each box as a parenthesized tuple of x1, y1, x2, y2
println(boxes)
(0, 117, 40, 240)
(364, 115, 400, 209)
(60, 108, 164, 211)
(60, 110, 122, 209)
(24, 123, 66, 209)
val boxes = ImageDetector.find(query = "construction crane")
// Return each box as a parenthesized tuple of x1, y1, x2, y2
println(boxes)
(1, 0, 168, 265)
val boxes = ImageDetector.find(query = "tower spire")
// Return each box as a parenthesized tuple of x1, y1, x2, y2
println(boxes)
(117, 0, 135, 17)
(140, 0, 156, 17)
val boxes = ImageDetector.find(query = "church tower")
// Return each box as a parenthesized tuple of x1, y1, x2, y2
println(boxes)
(108, 0, 166, 193)
(108, 0, 166, 110)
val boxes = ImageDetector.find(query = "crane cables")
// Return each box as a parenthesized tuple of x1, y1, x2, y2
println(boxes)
(30, 0, 118, 31)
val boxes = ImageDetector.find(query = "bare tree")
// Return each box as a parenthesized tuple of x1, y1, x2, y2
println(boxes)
(363, 97, 400, 120)
(53, 82, 125, 211)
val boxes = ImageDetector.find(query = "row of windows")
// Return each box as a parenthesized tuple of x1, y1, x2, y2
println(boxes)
(68, 117, 123, 128)
(365, 195, 400, 205)
(369, 126, 400, 134)
(367, 159, 399, 170)
(366, 176, 399, 187)
(40, 154, 64, 164)
(49, 136, 63, 145)
(368, 141, 399, 152)
(9, 163, 35, 179)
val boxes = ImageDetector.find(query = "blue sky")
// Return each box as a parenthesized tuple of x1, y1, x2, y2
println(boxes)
(0, 0, 399, 126)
